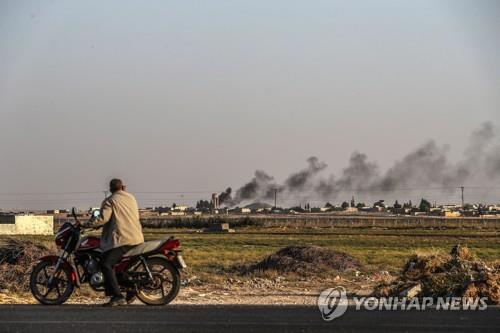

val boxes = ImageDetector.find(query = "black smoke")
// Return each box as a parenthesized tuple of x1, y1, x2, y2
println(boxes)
(219, 187, 232, 204)
(224, 122, 500, 206)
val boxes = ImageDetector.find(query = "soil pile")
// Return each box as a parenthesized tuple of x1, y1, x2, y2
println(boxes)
(242, 246, 363, 276)
(0, 238, 54, 292)
(374, 245, 500, 304)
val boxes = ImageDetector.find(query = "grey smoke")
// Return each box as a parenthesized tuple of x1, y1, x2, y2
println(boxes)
(227, 122, 500, 206)
(337, 152, 379, 190)
(284, 157, 327, 192)
(373, 141, 458, 190)
(459, 122, 497, 182)
(231, 170, 277, 205)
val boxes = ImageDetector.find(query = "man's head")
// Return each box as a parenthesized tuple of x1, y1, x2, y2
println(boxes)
(109, 178, 125, 193)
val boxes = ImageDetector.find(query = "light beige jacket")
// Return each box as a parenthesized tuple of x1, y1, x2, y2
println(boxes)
(84, 190, 144, 252)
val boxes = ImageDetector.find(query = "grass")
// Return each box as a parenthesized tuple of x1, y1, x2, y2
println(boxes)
(3, 227, 499, 284)
(142, 227, 500, 281)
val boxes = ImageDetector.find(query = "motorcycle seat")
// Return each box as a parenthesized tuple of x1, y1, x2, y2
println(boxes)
(123, 239, 167, 257)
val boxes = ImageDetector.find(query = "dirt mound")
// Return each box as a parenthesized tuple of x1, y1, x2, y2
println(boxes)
(0, 238, 54, 292)
(373, 245, 500, 304)
(242, 246, 363, 276)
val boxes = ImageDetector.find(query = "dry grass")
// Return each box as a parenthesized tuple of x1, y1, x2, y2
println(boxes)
(0, 238, 55, 292)
(373, 245, 500, 304)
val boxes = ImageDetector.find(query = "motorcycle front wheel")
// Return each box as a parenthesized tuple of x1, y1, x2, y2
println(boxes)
(30, 260, 74, 305)
(135, 257, 180, 306)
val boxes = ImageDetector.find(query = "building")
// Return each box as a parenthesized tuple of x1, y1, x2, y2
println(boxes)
(344, 207, 358, 213)
(444, 211, 461, 217)
(172, 205, 188, 212)
(0, 214, 53, 235)
(230, 207, 251, 214)
(211, 193, 220, 210)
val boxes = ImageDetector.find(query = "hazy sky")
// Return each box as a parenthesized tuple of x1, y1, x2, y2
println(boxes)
(0, 0, 499, 209)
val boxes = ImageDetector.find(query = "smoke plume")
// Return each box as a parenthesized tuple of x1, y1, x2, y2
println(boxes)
(225, 122, 500, 206)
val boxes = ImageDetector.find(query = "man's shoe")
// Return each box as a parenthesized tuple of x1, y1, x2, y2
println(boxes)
(103, 296, 127, 307)
(125, 290, 137, 304)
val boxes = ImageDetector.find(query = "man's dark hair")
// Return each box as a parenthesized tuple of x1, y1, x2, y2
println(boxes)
(109, 178, 124, 193)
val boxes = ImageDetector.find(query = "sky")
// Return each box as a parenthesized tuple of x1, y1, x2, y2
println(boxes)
(0, 0, 499, 209)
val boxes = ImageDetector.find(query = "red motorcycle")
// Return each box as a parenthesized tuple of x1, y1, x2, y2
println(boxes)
(29, 208, 186, 305)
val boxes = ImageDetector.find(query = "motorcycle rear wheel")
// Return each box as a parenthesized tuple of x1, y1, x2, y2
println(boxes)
(135, 257, 180, 306)
(30, 260, 74, 305)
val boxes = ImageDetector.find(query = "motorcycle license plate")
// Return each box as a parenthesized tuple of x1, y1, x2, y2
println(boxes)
(176, 255, 187, 268)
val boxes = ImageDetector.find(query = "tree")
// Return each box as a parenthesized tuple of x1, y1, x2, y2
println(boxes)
(356, 202, 366, 209)
(350, 196, 355, 207)
(393, 200, 402, 209)
(341, 201, 350, 210)
(290, 206, 305, 213)
(325, 202, 333, 208)
(419, 198, 431, 212)
(196, 200, 211, 211)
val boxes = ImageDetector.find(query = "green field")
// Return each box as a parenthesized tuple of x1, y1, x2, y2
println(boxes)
(142, 227, 500, 281)
(5, 227, 499, 283)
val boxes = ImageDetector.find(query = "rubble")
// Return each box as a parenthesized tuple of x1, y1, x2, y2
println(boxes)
(240, 246, 363, 276)
(399, 283, 422, 298)
(373, 245, 500, 304)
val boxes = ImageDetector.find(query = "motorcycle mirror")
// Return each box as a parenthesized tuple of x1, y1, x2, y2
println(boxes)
(91, 209, 101, 219)
(71, 207, 80, 225)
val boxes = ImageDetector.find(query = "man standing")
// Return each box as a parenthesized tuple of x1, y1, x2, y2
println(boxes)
(82, 178, 144, 306)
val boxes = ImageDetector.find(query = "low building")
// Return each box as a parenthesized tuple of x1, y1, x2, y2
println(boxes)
(443, 211, 461, 218)
(0, 214, 53, 235)
(205, 222, 235, 233)
(173, 205, 188, 212)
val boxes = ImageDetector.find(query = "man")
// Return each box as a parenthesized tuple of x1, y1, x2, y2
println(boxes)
(82, 178, 144, 306)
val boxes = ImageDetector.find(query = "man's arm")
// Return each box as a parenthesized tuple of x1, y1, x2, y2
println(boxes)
(82, 199, 113, 228)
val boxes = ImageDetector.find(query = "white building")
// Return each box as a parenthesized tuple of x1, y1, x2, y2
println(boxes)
(0, 214, 53, 235)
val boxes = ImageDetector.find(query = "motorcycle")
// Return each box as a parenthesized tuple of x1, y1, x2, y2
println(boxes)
(29, 208, 186, 305)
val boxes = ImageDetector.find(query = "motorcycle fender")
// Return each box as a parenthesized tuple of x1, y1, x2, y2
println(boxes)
(39, 255, 79, 286)
(149, 254, 186, 270)
(174, 254, 187, 270)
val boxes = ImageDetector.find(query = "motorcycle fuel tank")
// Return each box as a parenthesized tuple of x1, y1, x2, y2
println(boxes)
(78, 236, 100, 250)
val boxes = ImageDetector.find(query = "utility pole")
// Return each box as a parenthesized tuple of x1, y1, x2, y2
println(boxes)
(460, 186, 465, 207)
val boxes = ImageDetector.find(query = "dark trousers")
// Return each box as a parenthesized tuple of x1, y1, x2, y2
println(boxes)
(101, 245, 133, 297)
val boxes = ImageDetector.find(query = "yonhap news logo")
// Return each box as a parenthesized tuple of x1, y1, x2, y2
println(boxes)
(317, 286, 489, 321)
(317, 286, 348, 321)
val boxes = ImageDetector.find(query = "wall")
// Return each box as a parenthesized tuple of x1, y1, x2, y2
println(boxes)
(0, 215, 54, 235)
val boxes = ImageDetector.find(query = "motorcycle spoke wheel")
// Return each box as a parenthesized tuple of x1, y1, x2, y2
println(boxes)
(135, 257, 180, 306)
(30, 261, 74, 305)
